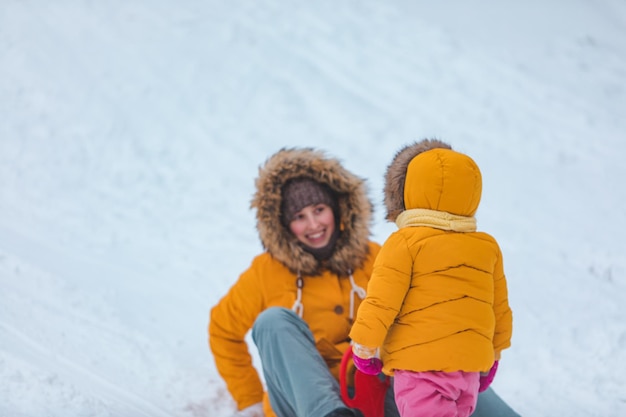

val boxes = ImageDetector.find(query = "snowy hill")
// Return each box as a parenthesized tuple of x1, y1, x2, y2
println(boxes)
(1, 1, 625, 416)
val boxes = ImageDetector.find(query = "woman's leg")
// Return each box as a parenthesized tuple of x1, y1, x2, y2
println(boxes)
(252, 307, 346, 417)
(473, 387, 521, 417)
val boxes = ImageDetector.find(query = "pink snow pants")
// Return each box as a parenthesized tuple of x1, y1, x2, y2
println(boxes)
(393, 369, 480, 417)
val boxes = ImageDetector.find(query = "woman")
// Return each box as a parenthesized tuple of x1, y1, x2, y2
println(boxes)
(208, 147, 519, 417)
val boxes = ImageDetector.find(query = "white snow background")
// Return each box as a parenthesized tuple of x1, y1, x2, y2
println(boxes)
(1, 1, 625, 416)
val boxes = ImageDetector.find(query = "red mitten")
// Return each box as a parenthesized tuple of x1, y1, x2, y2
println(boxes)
(479, 361, 499, 392)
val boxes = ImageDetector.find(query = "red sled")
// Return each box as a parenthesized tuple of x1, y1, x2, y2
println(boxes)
(340, 348, 390, 417)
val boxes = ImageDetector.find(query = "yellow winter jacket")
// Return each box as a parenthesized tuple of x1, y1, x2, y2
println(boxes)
(350, 143, 513, 375)
(209, 148, 378, 414)
(210, 243, 379, 411)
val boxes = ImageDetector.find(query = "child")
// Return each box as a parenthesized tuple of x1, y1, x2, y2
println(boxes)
(349, 139, 513, 417)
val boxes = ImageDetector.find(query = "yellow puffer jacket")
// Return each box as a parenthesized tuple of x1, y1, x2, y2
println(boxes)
(350, 141, 513, 375)
(210, 244, 379, 413)
(209, 148, 378, 415)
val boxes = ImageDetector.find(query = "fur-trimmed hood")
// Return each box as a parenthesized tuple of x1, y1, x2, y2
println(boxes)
(384, 139, 482, 221)
(251, 147, 372, 276)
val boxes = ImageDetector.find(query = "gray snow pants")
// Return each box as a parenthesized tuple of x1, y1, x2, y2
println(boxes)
(251, 307, 520, 417)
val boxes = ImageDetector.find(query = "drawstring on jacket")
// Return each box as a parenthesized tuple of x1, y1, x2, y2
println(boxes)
(348, 271, 366, 320)
(292, 273, 304, 317)
(291, 270, 366, 319)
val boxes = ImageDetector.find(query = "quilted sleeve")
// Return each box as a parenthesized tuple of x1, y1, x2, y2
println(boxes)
(208, 260, 265, 410)
(492, 246, 513, 358)
(349, 232, 412, 348)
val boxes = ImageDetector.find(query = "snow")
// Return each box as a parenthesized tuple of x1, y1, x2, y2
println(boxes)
(1, 1, 625, 416)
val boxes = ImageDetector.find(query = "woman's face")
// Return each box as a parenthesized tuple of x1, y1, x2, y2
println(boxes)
(288, 203, 336, 249)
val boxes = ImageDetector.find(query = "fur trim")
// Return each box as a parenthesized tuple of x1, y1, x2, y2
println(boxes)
(251, 147, 372, 276)
(383, 139, 452, 222)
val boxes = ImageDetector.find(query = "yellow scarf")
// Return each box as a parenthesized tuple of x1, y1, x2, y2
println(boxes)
(395, 208, 476, 232)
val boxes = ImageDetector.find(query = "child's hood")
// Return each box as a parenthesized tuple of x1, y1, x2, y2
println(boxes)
(384, 140, 482, 221)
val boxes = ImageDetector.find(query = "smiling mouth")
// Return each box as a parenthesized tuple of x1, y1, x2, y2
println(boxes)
(307, 230, 325, 240)
(306, 230, 326, 243)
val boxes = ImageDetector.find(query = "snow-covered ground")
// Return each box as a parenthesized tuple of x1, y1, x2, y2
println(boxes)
(1, 1, 625, 416)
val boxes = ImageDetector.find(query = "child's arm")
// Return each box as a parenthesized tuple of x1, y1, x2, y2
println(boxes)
(349, 232, 412, 351)
(492, 246, 513, 357)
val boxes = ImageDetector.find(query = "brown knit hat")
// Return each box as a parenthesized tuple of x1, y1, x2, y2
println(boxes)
(281, 177, 338, 225)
